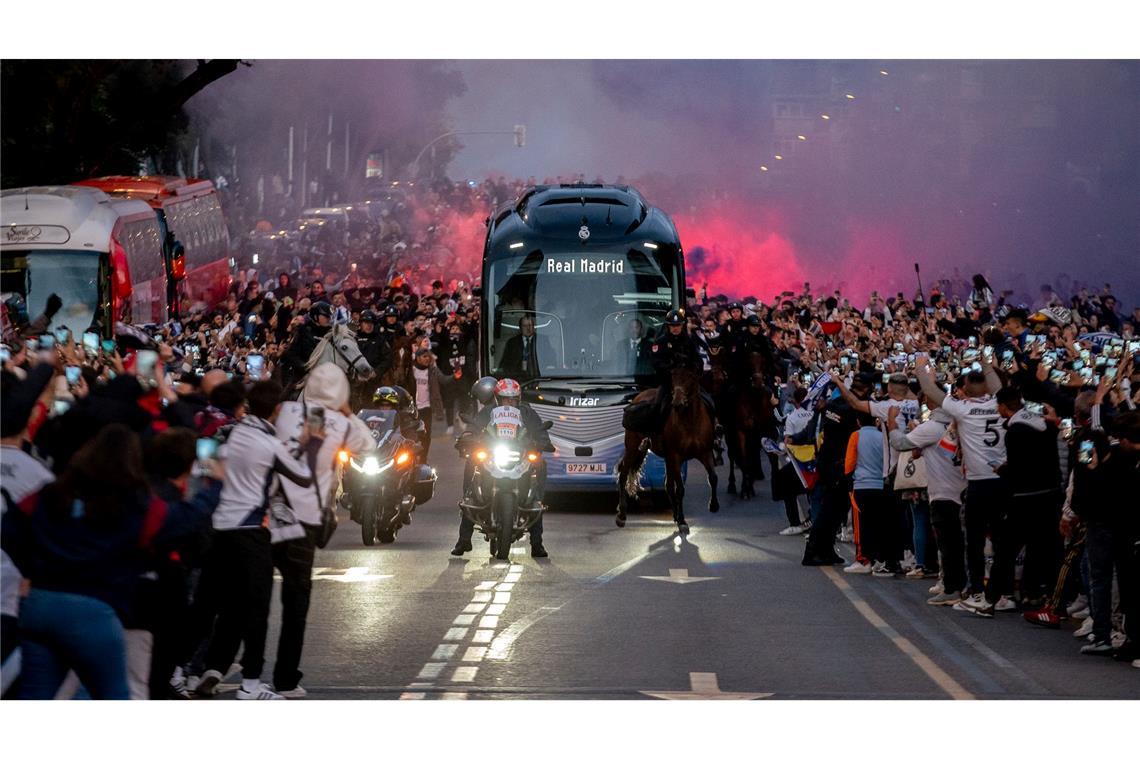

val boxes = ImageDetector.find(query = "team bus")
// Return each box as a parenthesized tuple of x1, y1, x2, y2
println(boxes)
(480, 184, 687, 492)
(75, 176, 231, 316)
(1, 186, 166, 336)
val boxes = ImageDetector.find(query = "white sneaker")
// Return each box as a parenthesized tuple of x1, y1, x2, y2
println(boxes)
(928, 581, 945, 595)
(275, 685, 308, 699)
(870, 560, 886, 574)
(779, 524, 808, 536)
(195, 669, 223, 698)
(1132, 659, 1140, 669)
(169, 667, 192, 699)
(994, 595, 1018, 612)
(843, 561, 872, 574)
(1072, 607, 1091, 620)
(905, 566, 931, 579)
(928, 590, 964, 606)
(838, 526, 854, 543)
(1073, 617, 1095, 638)
(953, 593, 994, 618)
(1066, 595, 1089, 616)
(236, 682, 285, 700)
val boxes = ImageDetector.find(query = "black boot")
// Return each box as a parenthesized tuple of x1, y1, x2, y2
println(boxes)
(451, 539, 472, 556)
(531, 543, 549, 559)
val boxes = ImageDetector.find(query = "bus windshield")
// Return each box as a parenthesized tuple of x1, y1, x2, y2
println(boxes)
(1, 250, 102, 336)
(486, 248, 679, 379)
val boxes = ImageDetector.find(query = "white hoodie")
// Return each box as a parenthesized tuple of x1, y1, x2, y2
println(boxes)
(272, 363, 373, 537)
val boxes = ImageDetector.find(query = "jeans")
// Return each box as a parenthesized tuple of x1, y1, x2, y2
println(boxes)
(1085, 522, 1115, 644)
(203, 529, 274, 680)
(271, 525, 318, 691)
(18, 589, 129, 700)
(929, 500, 967, 594)
(909, 498, 940, 572)
(418, 407, 434, 461)
(963, 478, 1011, 598)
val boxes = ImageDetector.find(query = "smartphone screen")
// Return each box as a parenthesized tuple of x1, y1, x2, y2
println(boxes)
(196, 437, 219, 463)
(245, 353, 265, 377)
(1077, 440, 1094, 465)
(54, 327, 71, 345)
(82, 332, 99, 352)
(1025, 401, 1045, 415)
(982, 345, 994, 359)
(0, 346, 10, 363)
(101, 339, 117, 355)
(40, 334, 56, 349)
(65, 365, 81, 385)
(136, 349, 159, 378)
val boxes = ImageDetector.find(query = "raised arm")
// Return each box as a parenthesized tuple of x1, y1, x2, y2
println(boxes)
(828, 370, 870, 414)
(914, 354, 946, 408)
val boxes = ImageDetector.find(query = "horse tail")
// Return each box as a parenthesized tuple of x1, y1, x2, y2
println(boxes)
(623, 444, 649, 498)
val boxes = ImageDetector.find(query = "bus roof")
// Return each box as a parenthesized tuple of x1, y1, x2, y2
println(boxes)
(485, 184, 680, 255)
(1, 186, 119, 252)
(108, 197, 159, 224)
(74, 176, 216, 205)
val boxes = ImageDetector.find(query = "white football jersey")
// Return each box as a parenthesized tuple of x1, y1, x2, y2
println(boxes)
(940, 395, 1005, 480)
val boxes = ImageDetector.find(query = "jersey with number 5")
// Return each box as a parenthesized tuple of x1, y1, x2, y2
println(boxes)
(939, 395, 1006, 481)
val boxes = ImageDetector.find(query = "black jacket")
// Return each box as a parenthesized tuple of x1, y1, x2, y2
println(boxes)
(650, 329, 703, 381)
(500, 333, 557, 381)
(999, 410, 1061, 495)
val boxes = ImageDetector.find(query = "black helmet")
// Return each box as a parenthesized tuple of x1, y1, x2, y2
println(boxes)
(745, 314, 762, 327)
(360, 309, 377, 324)
(470, 375, 498, 405)
(310, 302, 332, 319)
(384, 305, 400, 319)
(392, 385, 415, 413)
(664, 309, 685, 326)
(372, 386, 399, 407)
(729, 301, 744, 312)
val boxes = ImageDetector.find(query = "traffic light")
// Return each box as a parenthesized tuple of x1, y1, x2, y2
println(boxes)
(514, 124, 526, 148)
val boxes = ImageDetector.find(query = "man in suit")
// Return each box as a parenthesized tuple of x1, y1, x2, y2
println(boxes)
(499, 315, 556, 380)
(614, 318, 653, 376)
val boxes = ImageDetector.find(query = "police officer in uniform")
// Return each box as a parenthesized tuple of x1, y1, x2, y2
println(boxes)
(731, 314, 777, 387)
(352, 311, 393, 407)
(648, 310, 705, 429)
(281, 301, 333, 389)
(377, 305, 404, 345)
(452, 378, 553, 558)
(722, 302, 748, 344)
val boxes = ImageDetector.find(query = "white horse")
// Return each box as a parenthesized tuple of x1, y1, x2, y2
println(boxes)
(294, 322, 375, 396)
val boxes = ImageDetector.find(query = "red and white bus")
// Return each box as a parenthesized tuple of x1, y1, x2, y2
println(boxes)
(75, 176, 232, 316)
(1, 186, 166, 336)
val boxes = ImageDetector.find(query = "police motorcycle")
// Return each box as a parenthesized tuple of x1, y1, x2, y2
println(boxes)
(340, 387, 436, 545)
(457, 377, 554, 561)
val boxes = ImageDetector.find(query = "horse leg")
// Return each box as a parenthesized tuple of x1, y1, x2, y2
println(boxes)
(702, 450, 720, 513)
(668, 457, 688, 533)
(616, 451, 629, 528)
(726, 437, 738, 495)
(736, 428, 753, 500)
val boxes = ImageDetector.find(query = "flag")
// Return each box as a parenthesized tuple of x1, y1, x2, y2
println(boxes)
(802, 372, 833, 408)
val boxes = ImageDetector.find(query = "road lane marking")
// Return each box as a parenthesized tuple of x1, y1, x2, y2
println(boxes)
(399, 692, 426, 700)
(592, 547, 668, 586)
(462, 647, 488, 662)
(472, 629, 495, 643)
(463, 603, 486, 614)
(472, 591, 493, 602)
(641, 672, 773, 700)
(475, 581, 497, 590)
(485, 603, 506, 615)
(451, 667, 478, 683)
(443, 627, 468, 641)
(431, 644, 459, 660)
(453, 614, 476, 626)
(638, 568, 720, 584)
(440, 692, 468, 700)
(496, 582, 515, 591)
(821, 567, 974, 700)
(478, 615, 499, 628)
(492, 591, 511, 604)
(417, 664, 446, 679)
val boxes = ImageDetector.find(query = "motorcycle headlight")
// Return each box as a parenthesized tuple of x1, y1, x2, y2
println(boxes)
(492, 444, 519, 469)
(351, 456, 391, 475)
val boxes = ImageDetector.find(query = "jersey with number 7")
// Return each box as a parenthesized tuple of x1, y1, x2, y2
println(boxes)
(939, 395, 1006, 481)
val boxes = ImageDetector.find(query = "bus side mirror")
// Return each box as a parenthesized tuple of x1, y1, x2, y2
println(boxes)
(542, 420, 554, 430)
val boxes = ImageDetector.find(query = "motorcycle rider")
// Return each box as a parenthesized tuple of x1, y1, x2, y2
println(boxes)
(371, 385, 425, 450)
(451, 378, 553, 558)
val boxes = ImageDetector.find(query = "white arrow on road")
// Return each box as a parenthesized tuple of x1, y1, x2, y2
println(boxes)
(274, 567, 393, 583)
(638, 568, 720, 584)
(641, 672, 773, 700)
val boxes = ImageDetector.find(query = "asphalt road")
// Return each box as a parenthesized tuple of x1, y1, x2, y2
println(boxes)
(246, 430, 1137, 700)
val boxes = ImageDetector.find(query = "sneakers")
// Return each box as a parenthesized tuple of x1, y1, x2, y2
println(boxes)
(237, 682, 285, 700)
(901, 550, 917, 571)
(1079, 640, 1114, 656)
(906, 566, 937, 579)
(779, 524, 808, 536)
(994, 596, 1018, 612)
(928, 591, 964, 606)
(1023, 608, 1062, 628)
(872, 564, 900, 578)
(1071, 606, 1091, 620)
(843, 561, 872, 574)
(169, 667, 192, 699)
(1066, 595, 1088, 617)
(838, 526, 854, 543)
(928, 581, 945, 595)
(954, 593, 994, 618)
(195, 669, 223, 698)
(275, 685, 308, 699)
(1073, 617, 1095, 638)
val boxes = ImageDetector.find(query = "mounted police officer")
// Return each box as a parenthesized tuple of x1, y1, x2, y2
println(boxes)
(352, 311, 392, 406)
(281, 301, 333, 390)
(377, 304, 404, 345)
(731, 314, 777, 387)
(647, 309, 705, 429)
(722, 301, 748, 343)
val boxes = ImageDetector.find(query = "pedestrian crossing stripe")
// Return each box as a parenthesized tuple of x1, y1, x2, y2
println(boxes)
(272, 566, 393, 582)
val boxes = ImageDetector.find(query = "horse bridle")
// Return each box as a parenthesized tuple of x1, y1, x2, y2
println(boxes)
(328, 335, 372, 379)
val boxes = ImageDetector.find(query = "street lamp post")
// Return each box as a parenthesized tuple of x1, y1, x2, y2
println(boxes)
(408, 126, 526, 180)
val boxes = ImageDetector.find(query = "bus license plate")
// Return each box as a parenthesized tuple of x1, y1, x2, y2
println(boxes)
(567, 463, 606, 474)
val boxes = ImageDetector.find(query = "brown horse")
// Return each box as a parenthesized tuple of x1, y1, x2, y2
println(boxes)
(731, 352, 778, 500)
(380, 334, 415, 388)
(616, 366, 718, 533)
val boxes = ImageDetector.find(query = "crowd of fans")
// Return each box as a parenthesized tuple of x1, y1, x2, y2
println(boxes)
(700, 277, 1139, 670)
(2, 175, 1137, 699)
